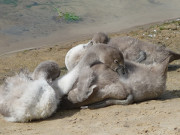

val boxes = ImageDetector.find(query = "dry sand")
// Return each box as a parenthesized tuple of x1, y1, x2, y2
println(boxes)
(0, 20, 180, 135)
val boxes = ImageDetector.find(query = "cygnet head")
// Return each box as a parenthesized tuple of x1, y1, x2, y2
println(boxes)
(84, 44, 125, 75)
(92, 32, 109, 45)
(32, 60, 61, 82)
(100, 45, 125, 75)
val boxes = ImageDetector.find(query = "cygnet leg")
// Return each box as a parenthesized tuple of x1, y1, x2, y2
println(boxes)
(81, 94, 133, 109)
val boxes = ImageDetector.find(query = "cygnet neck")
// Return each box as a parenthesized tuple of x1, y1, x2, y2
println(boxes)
(52, 65, 80, 97)
(52, 49, 104, 97)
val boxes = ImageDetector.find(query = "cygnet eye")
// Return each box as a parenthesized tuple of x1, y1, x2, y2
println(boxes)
(90, 40, 93, 44)
(114, 59, 118, 64)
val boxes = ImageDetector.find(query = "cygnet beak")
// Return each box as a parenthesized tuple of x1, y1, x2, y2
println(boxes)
(116, 65, 126, 76)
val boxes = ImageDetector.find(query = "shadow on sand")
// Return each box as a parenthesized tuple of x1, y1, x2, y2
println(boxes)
(168, 64, 180, 71)
(29, 89, 180, 123)
(46, 108, 80, 121)
(159, 89, 180, 100)
(29, 107, 80, 123)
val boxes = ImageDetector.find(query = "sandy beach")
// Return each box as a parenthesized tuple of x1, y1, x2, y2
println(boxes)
(0, 20, 180, 135)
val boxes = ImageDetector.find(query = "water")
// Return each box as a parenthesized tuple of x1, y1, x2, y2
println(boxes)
(0, 0, 180, 55)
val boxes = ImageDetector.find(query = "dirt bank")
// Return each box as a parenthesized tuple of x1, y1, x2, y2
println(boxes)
(0, 20, 180, 135)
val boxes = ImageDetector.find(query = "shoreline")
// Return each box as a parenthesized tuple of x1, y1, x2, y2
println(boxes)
(0, 18, 180, 84)
(1, 17, 179, 57)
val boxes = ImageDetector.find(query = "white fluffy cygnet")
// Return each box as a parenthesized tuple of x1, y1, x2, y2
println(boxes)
(65, 41, 93, 71)
(0, 61, 60, 122)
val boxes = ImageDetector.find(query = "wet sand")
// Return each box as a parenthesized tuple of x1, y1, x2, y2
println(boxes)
(1, 0, 180, 55)
(0, 20, 180, 135)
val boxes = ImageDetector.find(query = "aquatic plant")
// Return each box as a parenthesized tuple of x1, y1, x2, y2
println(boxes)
(54, 7, 63, 18)
(54, 8, 81, 22)
(63, 12, 80, 21)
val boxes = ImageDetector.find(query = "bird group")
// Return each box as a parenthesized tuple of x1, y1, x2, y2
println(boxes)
(0, 32, 180, 122)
